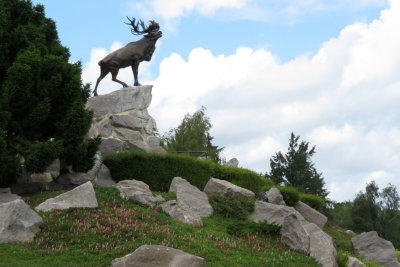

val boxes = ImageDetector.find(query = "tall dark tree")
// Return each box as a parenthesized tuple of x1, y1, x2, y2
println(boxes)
(0, 0, 100, 186)
(268, 132, 328, 198)
(352, 181, 380, 232)
(351, 182, 400, 248)
(161, 106, 223, 163)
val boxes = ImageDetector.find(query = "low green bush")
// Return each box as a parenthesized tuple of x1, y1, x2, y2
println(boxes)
(278, 186, 299, 206)
(337, 252, 349, 267)
(226, 220, 281, 237)
(397, 250, 400, 261)
(103, 149, 272, 193)
(299, 193, 325, 211)
(209, 194, 255, 220)
(103, 150, 213, 191)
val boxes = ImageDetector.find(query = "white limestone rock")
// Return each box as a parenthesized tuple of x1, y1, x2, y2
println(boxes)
(352, 231, 400, 267)
(160, 200, 203, 227)
(0, 188, 20, 204)
(170, 177, 213, 217)
(249, 201, 304, 225)
(304, 222, 338, 267)
(111, 245, 206, 267)
(266, 188, 286, 205)
(347, 256, 366, 267)
(0, 199, 42, 243)
(295, 201, 328, 229)
(86, 86, 165, 155)
(116, 180, 164, 207)
(203, 177, 255, 199)
(35, 181, 98, 212)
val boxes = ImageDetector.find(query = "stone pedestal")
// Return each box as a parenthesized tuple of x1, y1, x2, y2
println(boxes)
(86, 86, 165, 155)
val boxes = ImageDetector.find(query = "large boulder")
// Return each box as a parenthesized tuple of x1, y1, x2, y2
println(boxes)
(35, 181, 98, 212)
(111, 245, 206, 267)
(160, 200, 203, 227)
(86, 86, 165, 155)
(0, 199, 43, 243)
(347, 256, 366, 267)
(93, 164, 116, 187)
(203, 177, 255, 199)
(351, 231, 400, 267)
(0, 188, 20, 204)
(303, 222, 338, 267)
(116, 180, 164, 207)
(266, 188, 286, 205)
(281, 214, 310, 254)
(295, 201, 328, 229)
(169, 177, 213, 217)
(249, 201, 304, 225)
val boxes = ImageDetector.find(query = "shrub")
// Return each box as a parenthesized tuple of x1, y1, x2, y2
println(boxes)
(299, 193, 325, 212)
(278, 186, 299, 206)
(209, 195, 255, 220)
(103, 149, 272, 193)
(337, 252, 348, 267)
(212, 164, 273, 194)
(226, 220, 281, 237)
(397, 250, 400, 261)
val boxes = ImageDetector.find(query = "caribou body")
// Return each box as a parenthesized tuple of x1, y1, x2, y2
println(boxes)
(93, 18, 162, 96)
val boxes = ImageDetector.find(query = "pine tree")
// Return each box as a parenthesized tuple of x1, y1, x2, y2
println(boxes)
(0, 0, 100, 186)
(269, 132, 328, 198)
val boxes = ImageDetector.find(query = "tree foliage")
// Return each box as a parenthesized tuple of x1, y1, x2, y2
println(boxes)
(268, 132, 328, 198)
(161, 106, 223, 163)
(351, 181, 400, 248)
(0, 0, 100, 186)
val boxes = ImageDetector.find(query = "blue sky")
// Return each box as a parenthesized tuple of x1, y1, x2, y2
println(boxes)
(31, 0, 399, 202)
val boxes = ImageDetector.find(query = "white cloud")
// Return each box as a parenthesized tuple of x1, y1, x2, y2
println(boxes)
(130, 0, 388, 25)
(130, 0, 248, 21)
(144, 1, 400, 201)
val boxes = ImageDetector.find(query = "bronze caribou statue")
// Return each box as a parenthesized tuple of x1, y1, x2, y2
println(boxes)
(93, 18, 162, 96)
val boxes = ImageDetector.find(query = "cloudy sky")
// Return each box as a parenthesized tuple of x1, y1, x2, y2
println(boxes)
(32, 0, 399, 202)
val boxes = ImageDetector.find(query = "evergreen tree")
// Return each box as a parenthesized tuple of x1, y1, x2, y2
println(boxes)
(268, 132, 328, 198)
(0, 0, 100, 186)
(161, 106, 223, 163)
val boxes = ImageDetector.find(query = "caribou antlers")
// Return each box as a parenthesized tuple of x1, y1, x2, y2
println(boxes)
(125, 17, 159, 36)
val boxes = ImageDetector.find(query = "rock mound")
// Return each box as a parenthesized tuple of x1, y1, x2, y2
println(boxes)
(347, 256, 366, 267)
(204, 177, 255, 199)
(111, 245, 206, 267)
(170, 177, 213, 217)
(116, 180, 164, 207)
(35, 181, 98, 212)
(0, 188, 20, 204)
(266, 187, 286, 205)
(0, 199, 42, 243)
(86, 86, 165, 155)
(249, 201, 303, 225)
(295, 201, 327, 229)
(160, 200, 203, 227)
(351, 231, 400, 267)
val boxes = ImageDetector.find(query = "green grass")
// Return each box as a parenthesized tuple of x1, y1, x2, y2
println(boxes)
(0, 186, 320, 267)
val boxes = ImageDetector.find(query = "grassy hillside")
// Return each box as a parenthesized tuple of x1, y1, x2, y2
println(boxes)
(0, 187, 320, 267)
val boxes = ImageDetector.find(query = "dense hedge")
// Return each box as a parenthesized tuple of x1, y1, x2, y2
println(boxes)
(103, 150, 271, 193)
(299, 193, 325, 212)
